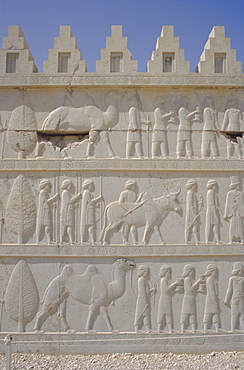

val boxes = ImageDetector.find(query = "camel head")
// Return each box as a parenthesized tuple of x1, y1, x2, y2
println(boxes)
(112, 257, 136, 271)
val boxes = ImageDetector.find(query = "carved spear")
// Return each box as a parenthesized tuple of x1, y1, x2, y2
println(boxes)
(0, 290, 5, 331)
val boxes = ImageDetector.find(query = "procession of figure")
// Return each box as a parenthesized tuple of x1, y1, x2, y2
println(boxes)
(1, 259, 244, 334)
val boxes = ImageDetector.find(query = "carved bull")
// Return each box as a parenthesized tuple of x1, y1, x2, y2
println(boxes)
(99, 189, 181, 245)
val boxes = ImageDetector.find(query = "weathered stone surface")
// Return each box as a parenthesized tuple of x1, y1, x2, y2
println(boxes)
(0, 25, 244, 355)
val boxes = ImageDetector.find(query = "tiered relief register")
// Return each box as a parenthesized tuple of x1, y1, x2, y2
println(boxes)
(0, 24, 244, 354)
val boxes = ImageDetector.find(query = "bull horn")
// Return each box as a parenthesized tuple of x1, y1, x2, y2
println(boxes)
(170, 188, 181, 196)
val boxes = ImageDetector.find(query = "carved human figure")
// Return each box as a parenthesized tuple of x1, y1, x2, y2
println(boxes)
(201, 105, 220, 158)
(180, 264, 203, 333)
(205, 179, 221, 244)
(203, 264, 220, 332)
(221, 101, 243, 159)
(176, 106, 201, 158)
(223, 262, 244, 331)
(185, 179, 203, 244)
(134, 265, 156, 333)
(157, 265, 179, 333)
(223, 176, 244, 244)
(36, 179, 59, 244)
(118, 179, 144, 245)
(60, 179, 82, 244)
(80, 179, 103, 244)
(152, 99, 173, 159)
(126, 100, 149, 159)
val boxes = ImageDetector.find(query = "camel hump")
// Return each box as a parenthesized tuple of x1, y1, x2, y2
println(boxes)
(91, 275, 108, 301)
(80, 265, 99, 288)
(85, 106, 104, 130)
(42, 106, 70, 130)
(84, 265, 99, 277)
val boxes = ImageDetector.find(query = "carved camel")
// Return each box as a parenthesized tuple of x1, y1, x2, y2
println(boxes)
(34, 258, 135, 333)
(40, 92, 120, 158)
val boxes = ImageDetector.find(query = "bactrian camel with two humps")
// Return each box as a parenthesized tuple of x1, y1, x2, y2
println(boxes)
(34, 258, 136, 333)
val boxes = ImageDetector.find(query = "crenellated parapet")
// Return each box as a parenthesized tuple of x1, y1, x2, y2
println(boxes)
(0, 24, 242, 78)
(43, 25, 87, 74)
(147, 26, 190, 75)
(197, 26, 242, 75)
(96, 25, 138, 74)
(0, 26, 38, 75)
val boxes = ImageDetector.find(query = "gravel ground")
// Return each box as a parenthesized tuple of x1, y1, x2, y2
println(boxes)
(0, 351, 244, 369)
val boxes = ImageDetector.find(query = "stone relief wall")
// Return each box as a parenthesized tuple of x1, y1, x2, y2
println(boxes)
(0, 89, 244, 161)
(0, 25, 244, 355)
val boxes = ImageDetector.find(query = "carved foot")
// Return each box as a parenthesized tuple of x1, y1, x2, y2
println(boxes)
(110, 329, 119, 334)
(86, 329, 97, 334)
(123, 241, 131, 246)
(66, 329, 76, 334)
(34, 330, 44, 334)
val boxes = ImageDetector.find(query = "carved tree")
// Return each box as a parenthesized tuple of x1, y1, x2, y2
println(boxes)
(5, 260, 39, 332)
(7, 105, 37, 159)
(5, 175, 36, 244)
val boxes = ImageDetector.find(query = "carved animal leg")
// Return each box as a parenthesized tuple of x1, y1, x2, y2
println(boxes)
(57, 300, 70, 332)
(122, 224, 130, 244)
(100, 306, 114, 332)
(34, 306, 52, 331)
(131, 225, 138, 245)
(86, 130, 98, 158)
(103, 221, 123, 244)
(154, 225, 164, 244)
(85, 305, 100, 331)
(86, 141, 95, 158)
(100, 131, 115, 158)
(142, 222, 152, 245)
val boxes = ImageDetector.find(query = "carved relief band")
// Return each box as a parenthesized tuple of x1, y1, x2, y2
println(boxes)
(0, 24, 244, 355)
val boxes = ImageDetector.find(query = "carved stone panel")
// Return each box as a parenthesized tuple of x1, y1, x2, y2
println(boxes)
(0, 51, 244, 354)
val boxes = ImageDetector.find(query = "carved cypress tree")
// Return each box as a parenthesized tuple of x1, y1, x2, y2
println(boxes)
(5, 175, 36, 244)
(5, 260, 39, 332)
(7, 105, 37, 159)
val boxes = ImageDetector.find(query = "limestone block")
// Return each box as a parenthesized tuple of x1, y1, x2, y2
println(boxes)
(197, 26, 242, 75)
(43, 26, 87, 74)
(0, 53, 244, 354)
(0, 26, 38, 75)
(147, 26, 190, 75)
(96, 26, 138, 74)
